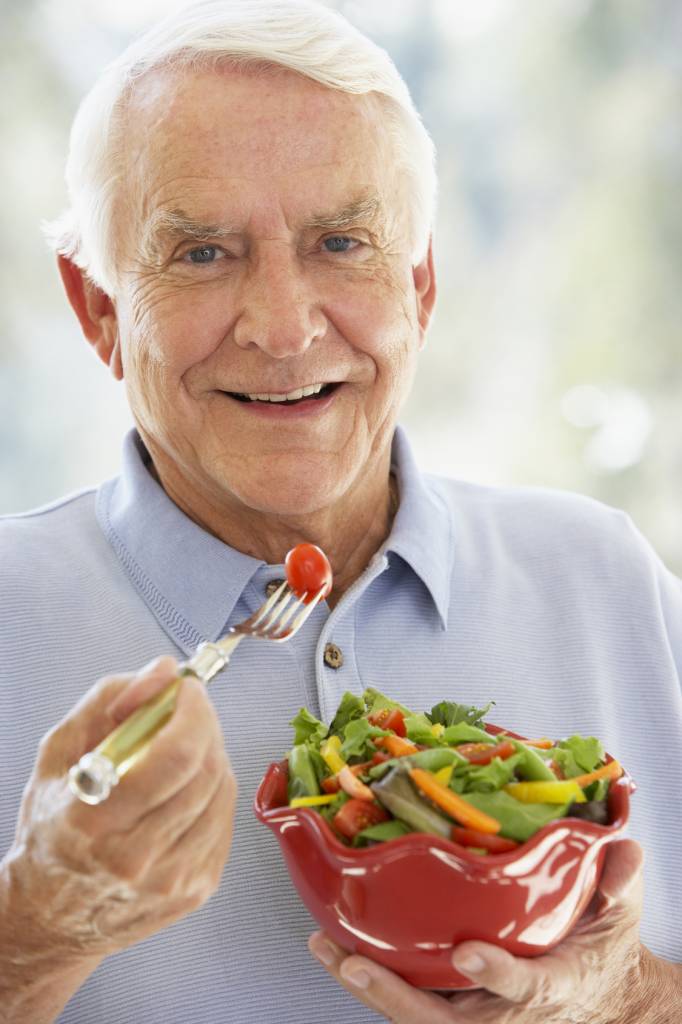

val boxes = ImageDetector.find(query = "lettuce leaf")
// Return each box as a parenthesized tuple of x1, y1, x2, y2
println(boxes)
(362, 687, 413, 717)
(451, 753, 523, 794)
(404, 713, 444, 747)
(429, 700, 494, 728)
(368, 746, 466, 780)
(353, 819, 413, 846)
(329, 691, 366, 736)
(553, 736, 604, 778)
(460, 789, 571, 842)
(289, 707, 328, 747)
(340, 718, 390, 761)
(442, 722, 495, 745)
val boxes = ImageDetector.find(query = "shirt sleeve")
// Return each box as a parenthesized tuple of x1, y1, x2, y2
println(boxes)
(623, 512, 682, 691)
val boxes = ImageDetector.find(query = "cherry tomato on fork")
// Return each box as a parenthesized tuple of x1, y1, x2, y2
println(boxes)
(285, 543, 333, 603)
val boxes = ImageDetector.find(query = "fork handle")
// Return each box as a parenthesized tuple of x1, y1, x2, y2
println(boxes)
(68, 637, 241, 805)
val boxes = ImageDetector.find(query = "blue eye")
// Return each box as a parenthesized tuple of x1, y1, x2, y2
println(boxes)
(187, 246, 220, 264)
(323, 236, 357, 253)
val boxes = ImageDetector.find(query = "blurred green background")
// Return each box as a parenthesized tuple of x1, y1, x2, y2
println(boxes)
(1, 0, 680, 573)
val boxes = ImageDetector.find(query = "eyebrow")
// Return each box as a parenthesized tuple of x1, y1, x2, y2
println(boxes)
(139, 209, 238, 265)
(139, 192, 386, 265)
(306, 193, 384, 231)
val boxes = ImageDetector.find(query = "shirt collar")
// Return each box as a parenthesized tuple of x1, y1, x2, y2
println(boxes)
(97, 431, 265, 654)
(385, 425, 454, 630)
(96, 425, 454, 653)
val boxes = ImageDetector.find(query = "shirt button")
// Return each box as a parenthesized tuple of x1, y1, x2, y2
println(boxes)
(265, 578, 286, 599)
(324, 643, 344, 670)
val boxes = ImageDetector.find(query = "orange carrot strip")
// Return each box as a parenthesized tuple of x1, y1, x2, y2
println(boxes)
(409, 767, 501, 835)
(573, 759, 623, 788)
(524, 738, 554, 749)
(377, 735, 419, 757)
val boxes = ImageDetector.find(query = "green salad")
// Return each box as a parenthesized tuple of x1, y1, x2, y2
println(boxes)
(284, 688, 623, 853)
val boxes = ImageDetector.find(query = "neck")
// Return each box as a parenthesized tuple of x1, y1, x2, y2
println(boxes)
(147, 448, 399, 609)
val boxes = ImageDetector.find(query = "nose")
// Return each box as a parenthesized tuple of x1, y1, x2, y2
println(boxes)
(232, 243, 327, 357)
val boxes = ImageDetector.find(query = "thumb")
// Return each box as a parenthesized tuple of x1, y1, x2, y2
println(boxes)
(105, 655, 178, 723)
(597, 838, 644, 911)
(38, 656, 177, 772)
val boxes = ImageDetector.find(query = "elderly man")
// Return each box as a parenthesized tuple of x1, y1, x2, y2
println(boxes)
(1, 1, 680, 1022)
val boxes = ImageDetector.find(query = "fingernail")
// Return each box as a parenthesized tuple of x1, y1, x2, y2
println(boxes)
(343, 968, 370, 989)
(313, 940, 336, 967)
(453, 952, 486, 974)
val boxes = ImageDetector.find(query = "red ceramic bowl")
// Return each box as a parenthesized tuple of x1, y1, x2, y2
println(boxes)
(254, 724, 635, 989)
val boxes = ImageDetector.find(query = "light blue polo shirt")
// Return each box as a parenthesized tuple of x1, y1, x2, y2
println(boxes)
(1, 425, 680, 1023)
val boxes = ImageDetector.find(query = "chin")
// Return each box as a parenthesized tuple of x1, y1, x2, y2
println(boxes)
(223, 471, 340, 518)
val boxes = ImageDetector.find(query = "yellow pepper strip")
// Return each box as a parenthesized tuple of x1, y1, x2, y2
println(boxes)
(409, 767, 501, 834)
(524, 738, 554, 749)
(320, 735, 346, 775)
(290, 794, 337, 808)
(572, 759, 623, 788)
(431, 723, 445, 738)
(433, 764, 454, 786)
(504, 780, 586, 804)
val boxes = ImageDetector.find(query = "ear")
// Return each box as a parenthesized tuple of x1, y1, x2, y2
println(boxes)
(413, 236, 436, 349)
(57, 255, 123, 381)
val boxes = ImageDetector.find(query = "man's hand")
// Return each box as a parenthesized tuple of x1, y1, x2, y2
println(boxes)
(309, 839, 679, 1023)
(2, 656, 236, 961)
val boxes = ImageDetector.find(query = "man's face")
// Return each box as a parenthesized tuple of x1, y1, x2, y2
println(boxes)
(112, 65, 432, 517)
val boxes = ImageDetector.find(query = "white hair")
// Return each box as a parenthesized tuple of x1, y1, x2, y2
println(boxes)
(44, 0, 437, 295)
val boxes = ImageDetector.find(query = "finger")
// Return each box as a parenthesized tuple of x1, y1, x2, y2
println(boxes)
(106, 655, 179, 723)
(130, 745, 230, 855)
(73, 676, 221, 827)
(452, 940, 572, 1005)
(308, 932, 458, 1023)
(152, 768, 236, 901)
(38, 673, 136, 772)
(596, 838, 644, 910)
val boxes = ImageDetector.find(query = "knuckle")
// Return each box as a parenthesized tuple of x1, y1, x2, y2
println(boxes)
(92, 836, 146, 882)
(163, 740, 199, 779)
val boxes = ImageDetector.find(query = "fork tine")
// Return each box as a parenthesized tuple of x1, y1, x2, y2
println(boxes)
(269, 591, 306, 632)
(239, 580, 289, 630)
(254, 589, 303, 635)
(268, 588, 326, 640)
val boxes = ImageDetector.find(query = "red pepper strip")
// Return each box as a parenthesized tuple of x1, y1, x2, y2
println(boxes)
(451, 827, 520, 854)
(456, 740, 516, 765)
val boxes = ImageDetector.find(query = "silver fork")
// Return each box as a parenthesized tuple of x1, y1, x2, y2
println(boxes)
(68, 581, 325, 804)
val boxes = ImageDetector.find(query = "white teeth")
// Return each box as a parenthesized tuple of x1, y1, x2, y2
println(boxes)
(245, 382, 326, 403)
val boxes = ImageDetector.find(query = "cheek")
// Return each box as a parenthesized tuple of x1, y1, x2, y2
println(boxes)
(331, 266, 418, 373)
(122, 284, 229, 385)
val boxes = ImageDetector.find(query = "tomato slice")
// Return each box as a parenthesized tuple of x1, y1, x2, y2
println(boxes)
(368, 708, 407, 737)
(332, 799, 389, 841)
(451, 827, 520, 854)
(284, 543, 333, 603)
(456, 740, 516, 765)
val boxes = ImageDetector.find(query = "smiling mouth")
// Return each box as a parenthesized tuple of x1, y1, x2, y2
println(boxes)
(226, 383, 340, 406)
